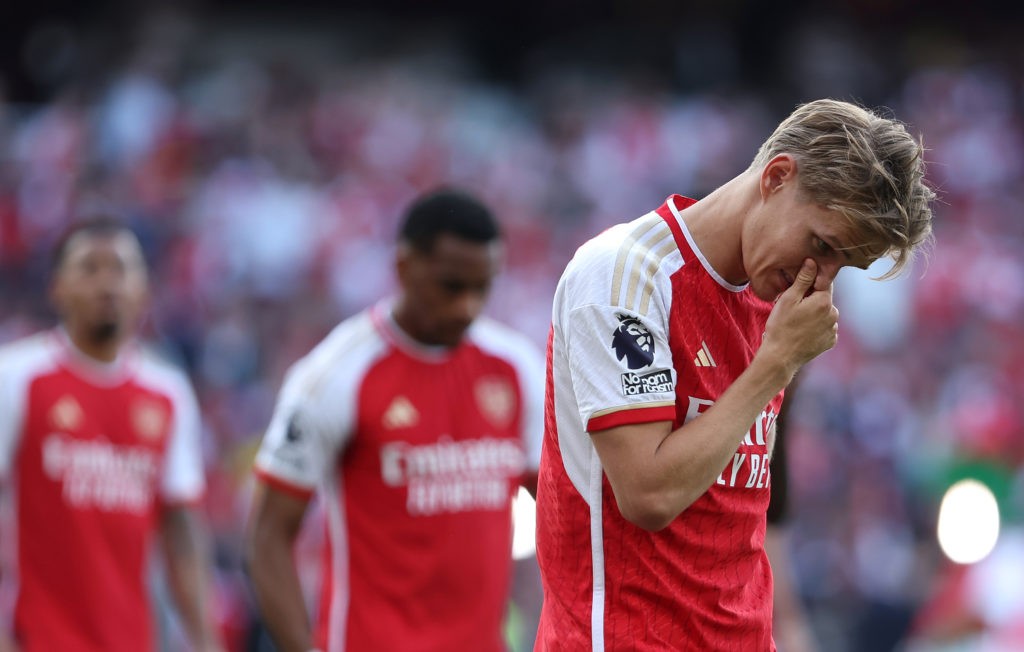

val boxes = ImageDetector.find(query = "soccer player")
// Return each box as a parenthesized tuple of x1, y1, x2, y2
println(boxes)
(0, 218, 223, 652)
(246, 189, 545, 652)
(535, 99, 936, 650)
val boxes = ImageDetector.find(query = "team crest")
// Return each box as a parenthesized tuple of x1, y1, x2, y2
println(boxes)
(475, 378, 515, 428)
(132, 400, 167, 441)
(611, 313, 655, 369)
(382, 396, 419, 430)
(49, 395, 84, 431)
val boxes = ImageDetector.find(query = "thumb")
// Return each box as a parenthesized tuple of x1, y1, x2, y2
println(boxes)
(790, 258, 817, 296)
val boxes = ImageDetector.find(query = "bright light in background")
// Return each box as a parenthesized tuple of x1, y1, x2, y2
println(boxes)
(512, 486, 537, 560)
(937, 479, 1000, 564)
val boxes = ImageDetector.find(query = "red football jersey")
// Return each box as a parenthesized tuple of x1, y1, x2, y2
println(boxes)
(0, 330, 205, 652)
(254, 302, 545, 652)
(536, 196, 784, 651)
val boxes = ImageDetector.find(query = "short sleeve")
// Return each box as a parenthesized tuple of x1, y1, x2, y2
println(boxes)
(556, 215, 681, 432)
(159, 377, 205, 503)
(564, 304, 676, 432)
(0, 339, 50, 481)
(254, 351, 361, 498)
(518, 345, 545, 470)
(0, 363, 25, 481)
(255, 313, 384, 497)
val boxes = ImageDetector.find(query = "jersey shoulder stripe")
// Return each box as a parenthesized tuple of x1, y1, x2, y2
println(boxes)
(254, 309, 386, 492)
(0, 334, 59, 475)
(0, 332, 58, 379)
(134, 347, 197, 401)
(287, 309, 383, 400)
(467, 316, 541, 367)
(608, 212, 679, 315)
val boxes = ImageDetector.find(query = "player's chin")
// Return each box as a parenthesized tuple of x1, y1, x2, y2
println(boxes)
(87, 320, 122, 344)
(435, 325, 470, 348)
(752, 278, 783, 303)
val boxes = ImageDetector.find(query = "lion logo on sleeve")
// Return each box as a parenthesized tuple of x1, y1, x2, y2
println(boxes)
(611, 313, 655, 369)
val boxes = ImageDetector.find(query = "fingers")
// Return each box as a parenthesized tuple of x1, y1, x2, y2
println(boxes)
(790, 259, 817, 297)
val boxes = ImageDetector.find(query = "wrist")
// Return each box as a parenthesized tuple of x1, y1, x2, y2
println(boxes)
(749, 349, 797, 393)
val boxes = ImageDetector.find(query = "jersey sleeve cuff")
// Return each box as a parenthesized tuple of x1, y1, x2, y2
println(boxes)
(158, 491, 205, 508)
(586, 404, 676, 432)
(254, 467, 316, 500)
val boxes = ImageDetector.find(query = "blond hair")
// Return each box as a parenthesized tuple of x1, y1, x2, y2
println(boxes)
(752, 99, 935, 277)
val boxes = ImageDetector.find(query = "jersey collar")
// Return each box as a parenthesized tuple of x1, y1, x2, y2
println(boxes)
(51, 327, 137, 386)
(371, 300, 462, 363)
(665, 194, 748, 293)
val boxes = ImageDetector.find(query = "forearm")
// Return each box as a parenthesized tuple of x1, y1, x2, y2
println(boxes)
(659, 353, 791, 507)
(0, 628, 19, 652)
(164, 552, 220, 650)
(600, 352, 792, 530)
(248, 534, 314, 652)
(159, 507, 222, 651)
(596, 259, 835, 530)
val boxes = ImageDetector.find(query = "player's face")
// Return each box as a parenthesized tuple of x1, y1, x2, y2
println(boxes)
(397, 234, 503, 347)
(50, 231, 149, 345)
(744, 161, 880, 302)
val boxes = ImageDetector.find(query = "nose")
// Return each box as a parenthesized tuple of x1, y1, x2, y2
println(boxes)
(452, 291, 486, 328)
(815, 260, 842, 290)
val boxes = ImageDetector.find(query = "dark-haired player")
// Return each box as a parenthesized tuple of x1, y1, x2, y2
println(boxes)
(0, 218, 223, 652)
(247, 189, 544, 652)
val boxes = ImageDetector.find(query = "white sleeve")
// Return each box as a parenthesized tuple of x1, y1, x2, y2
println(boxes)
(509, 337, 545, 470)
(520, 348, 545, 470)
(467, 319, 547, 470)
(557, 218, 680, 430)
(0, 341, 46, 481)
(0, 367, 24, 481)
(563, 303, 676, 424)
(254, 356, 356, 495)
(160, 375, 205, 503)
(255, 314, 382, 495)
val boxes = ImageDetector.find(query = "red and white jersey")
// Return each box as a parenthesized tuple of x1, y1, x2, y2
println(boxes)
(0, 329, 205, 652)
(254, 302, 544, 652)
(536, 195, 784, 651)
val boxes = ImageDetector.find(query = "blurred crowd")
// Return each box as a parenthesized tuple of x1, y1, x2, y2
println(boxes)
(1, 5, 1023, 651)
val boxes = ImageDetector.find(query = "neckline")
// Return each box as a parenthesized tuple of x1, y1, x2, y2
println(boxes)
(371, 301, 462, 363)
(666, 195, 748, 293)
(52, 328, 136, 386)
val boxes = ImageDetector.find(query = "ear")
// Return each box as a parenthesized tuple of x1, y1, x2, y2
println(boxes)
(759, 154, 798, 200)
(48, 275, 64, 315)
(395, 242, 414, 289)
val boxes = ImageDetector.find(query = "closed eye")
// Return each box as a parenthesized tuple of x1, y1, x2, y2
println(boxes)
(813, 236, 833, 255)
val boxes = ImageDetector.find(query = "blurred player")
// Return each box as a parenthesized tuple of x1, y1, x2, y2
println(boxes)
(0, 218, 222, 652)
(536, 99, 936, 649)
(246, 188, 544, 652)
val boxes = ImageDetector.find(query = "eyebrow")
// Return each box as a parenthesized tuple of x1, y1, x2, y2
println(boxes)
(825, 236, 873, 270)
(822, 235, 852, 260)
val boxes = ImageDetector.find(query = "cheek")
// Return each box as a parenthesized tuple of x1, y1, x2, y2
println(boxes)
(411, 286, 448, 320)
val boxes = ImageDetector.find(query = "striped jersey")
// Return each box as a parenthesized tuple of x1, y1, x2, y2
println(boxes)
(536, 195, 784, 651)
(0, 330, 205, 652)
(254, 302, 545, 652)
